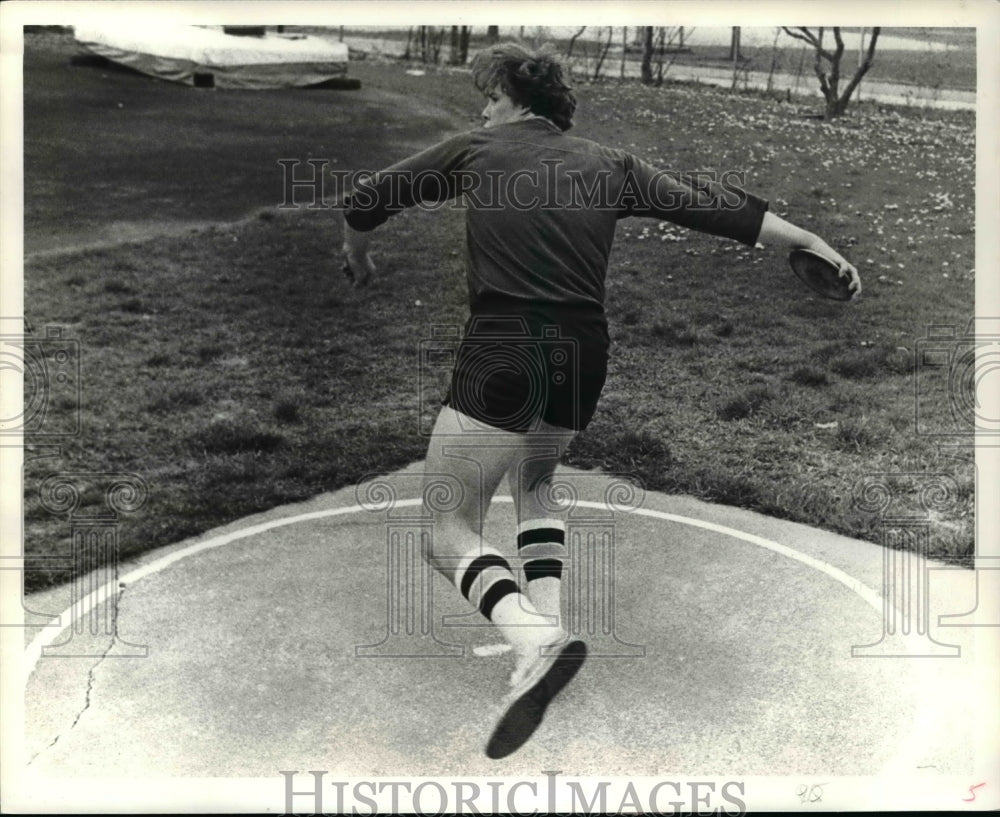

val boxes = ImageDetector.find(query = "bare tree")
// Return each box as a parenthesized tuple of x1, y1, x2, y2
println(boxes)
(640, 26, 654, 84)
(428, 26, 446, 64)
(566, 26, 587, 60)
(620, 26, 628, 80)
(592, 26, 615, 80)
(458, 26, 470, 64)
(729, 26, 741, 62)
(655, 27, 666, 86)
(766, 27, 780, 93)
(782, 26, 881, 118)
(652, 27, 685, 86)
(730, 27, 748, 91)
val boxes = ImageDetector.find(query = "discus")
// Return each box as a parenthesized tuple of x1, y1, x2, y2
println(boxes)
(788, 248, 858, 301)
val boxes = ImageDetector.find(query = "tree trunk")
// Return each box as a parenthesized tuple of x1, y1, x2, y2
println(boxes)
(766, 27, 780, 92)
(486, 25, 499, 44)
(731, 29, 740, 89)
(729, 26, 741, 61)
(430, 26, 445, 64)
(856, 27, 866, 101)
(459, 26, 470, 64)
(640, 26, 654, 84)
(655, 27, 666, 86)
(449, 25, 460, 64)
(620, 26, 627, 80)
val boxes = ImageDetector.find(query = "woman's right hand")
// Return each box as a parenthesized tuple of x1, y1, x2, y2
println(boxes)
(342, 219, 376, 288)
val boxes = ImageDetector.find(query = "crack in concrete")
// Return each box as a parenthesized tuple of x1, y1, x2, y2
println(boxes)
(27, 582, 131, 766)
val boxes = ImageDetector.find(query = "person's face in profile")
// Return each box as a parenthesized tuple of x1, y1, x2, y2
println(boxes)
(481, 85, 530, 128)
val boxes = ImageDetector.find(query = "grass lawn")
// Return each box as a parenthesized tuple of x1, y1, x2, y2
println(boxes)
(21, 32, 975, 591)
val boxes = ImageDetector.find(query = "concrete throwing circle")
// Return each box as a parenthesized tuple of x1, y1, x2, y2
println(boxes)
(22, 493, 956, 777)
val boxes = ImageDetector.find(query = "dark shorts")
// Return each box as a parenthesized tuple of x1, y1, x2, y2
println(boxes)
(443, 303, 610, 433)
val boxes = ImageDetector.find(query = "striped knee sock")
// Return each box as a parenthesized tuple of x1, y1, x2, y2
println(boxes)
(454, 547, 554, 651)
(456, 548, 521, 621)
(517, 519, 566, 620)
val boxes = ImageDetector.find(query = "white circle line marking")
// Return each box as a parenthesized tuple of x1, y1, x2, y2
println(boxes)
(626, 504, 886, 615)
(24, 495, 883, 682)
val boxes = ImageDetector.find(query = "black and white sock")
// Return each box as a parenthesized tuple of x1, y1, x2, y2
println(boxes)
(517, 519, 566, 622)
(454, 547, 554, 652)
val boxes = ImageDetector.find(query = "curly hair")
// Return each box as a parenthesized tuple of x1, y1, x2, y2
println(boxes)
(470, 43, 576, 132)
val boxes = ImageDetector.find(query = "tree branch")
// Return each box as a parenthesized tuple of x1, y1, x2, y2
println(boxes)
(828, 26, 845, 95)
(786, 26, 836, 63)
(593, 25, 614, 79)
(782, 26, 818, 49)
(865, 26, 881, 66)
(833, 27, 845, 57)
(814, 53, 831, 98)
(838, 27, 882, 105)
(566, 25, 587, 60)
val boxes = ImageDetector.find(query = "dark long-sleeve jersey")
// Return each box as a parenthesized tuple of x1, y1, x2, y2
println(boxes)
(343, 117, 769, 316)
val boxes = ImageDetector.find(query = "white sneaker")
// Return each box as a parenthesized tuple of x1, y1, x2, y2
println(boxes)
(485, 639, 587, 760)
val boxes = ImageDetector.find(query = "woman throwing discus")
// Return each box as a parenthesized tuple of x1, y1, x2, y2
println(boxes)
(341, 43, 860, 759)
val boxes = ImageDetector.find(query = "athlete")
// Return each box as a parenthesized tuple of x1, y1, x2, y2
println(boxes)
(341, 43, 860, 759)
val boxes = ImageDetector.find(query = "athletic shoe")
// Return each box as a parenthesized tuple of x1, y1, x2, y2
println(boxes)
(484, 639, 587, 759)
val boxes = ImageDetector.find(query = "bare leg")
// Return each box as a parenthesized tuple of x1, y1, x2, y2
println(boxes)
(423, 407, 564, 678)
(506, 422, 575, 623)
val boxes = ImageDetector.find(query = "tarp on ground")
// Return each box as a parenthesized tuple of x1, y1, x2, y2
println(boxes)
(73, 23, 349, 89)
